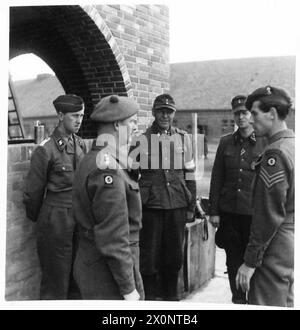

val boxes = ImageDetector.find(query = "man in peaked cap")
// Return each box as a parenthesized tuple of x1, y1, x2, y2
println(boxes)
(236, 86, 294, 307)
(24, 94, 86, 299)
(208, 94, 267, 304)
(72, 95, 144, 300)
(136, 93, 197, 301)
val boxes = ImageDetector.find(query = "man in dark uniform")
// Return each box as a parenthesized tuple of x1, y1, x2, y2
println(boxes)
(136, 94, 196, 301)
(72, 95, 144, 300)
(23, 94, 86, 299)
(236, 86, 294, 307)
(208, 95, 266, 304)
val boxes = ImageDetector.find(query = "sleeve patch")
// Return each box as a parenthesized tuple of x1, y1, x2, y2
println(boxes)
(104, 175, 114, 185)
(267, 157, 276, 166)
(259, 167, 285, 188)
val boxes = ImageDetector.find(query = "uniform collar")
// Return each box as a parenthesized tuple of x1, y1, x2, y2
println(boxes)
(52, 126, 71, 151)
(233, 129, 256, 145)
(268, 129, 295, 144)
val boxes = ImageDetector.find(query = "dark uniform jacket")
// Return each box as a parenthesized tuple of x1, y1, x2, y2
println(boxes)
(244, 129, 294, 268)
(209, 130, 267, 216)
(72, 141, 143, 298)
(136, 121, 197, 211)
(23, 126, 86, 221)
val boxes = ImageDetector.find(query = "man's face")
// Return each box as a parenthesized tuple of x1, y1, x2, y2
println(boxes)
(118, 114, 138, 146)
(233, 106, 252, 129)
(153, 108, 175, 130)
(61, 107, 84, 134)
(250, 100, 273, 136)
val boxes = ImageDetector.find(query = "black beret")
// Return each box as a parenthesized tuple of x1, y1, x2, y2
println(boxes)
(91, 95, 139, 122)
(53, 94, 84, 113)
(153, 93, 176, 112)
(231, 95, 247, 110)
(245, 86, 292, 110)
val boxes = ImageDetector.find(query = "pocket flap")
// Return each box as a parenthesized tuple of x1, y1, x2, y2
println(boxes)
(54, 164, 73, 172)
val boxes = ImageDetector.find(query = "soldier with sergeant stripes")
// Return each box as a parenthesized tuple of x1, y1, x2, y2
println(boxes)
(236, 86, 294, 307)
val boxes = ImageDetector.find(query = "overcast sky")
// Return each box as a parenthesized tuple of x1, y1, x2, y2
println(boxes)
(8, 0, 300, 80)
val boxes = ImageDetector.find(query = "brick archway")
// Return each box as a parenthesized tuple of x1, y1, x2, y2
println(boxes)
(10, 5, 132, 138)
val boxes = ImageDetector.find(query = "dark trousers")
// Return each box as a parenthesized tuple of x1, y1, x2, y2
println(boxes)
(140, 207, 187, 301)
(218, 212, 252, 304)
(36, 202, 80, 300)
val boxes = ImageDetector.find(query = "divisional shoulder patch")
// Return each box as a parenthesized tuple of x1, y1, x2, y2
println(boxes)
(267, 157, 276, 166)
(104, 175, 113, 185)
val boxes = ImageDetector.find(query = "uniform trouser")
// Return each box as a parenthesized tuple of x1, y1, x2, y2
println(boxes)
(218, 212, 252, 304)
(248, 222, 294, 307)
(73, 236, 145, 300)
(140, 207, 187, 301)
(36, 202, 80, 300)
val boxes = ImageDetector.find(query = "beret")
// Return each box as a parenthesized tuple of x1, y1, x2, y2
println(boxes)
(153, 93, 176, 112)
(91, 95, 139, 122)
(245, 86, 292, 110)
(231, 95, 247, 110)
(53, 94, 84, 113)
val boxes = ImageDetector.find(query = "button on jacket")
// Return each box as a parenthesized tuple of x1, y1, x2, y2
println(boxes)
(24, 126, 86, 221)
(138, 122, 196, 211)
(72, 141, 144, 299)
(209, 130, 267, 216)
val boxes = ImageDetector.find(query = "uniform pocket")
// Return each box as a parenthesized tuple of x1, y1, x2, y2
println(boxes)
(54, 164, 73, 172)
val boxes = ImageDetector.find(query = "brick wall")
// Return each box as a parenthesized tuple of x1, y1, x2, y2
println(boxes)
(6, 144, 41, 300)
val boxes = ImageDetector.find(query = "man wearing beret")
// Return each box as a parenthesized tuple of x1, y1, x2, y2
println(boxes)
(135, 93, 197, 301)
(208, 95, 267, 304)
(236, 86, 294, 307)
(23, 94, 86, 299)
(72, 95, 144, 300)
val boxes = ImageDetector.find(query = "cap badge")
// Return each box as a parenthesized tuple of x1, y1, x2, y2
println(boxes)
(104, 175, 113, 185)
(267, 157, 276, 166)
(238, 99, 242, 104)
(165, 99, 169, 104)
(266, 86, 272, 95)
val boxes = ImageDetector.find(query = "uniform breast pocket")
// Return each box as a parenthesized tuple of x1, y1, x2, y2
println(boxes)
(53, 164, 74, 186)
(224, 151, 237, 168)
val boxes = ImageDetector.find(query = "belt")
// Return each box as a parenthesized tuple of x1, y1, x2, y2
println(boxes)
(44, 190, 72, 207)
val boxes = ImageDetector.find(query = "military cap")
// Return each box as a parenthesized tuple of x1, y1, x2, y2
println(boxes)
(53, 94, 84, 113)
(231, 95, 247, 111)
(245, 86, 292, 110)
(153, 93, 176, 112)
(91, 95, 139, 122)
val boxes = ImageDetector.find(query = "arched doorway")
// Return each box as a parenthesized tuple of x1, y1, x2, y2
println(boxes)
(10, 5, 132, 138)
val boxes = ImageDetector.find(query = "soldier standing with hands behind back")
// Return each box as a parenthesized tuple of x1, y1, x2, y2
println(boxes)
(208, 95, 266, 304)
(23, 94, 86, 299)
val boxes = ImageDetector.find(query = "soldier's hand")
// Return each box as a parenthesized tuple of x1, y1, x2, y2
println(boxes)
(123, 289, 140, 301)
(235, 263, 255, 293)
(209, 215, 220, 228)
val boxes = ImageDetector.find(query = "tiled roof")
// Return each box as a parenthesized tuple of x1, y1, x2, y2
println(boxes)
(170, 56, 295, 110)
